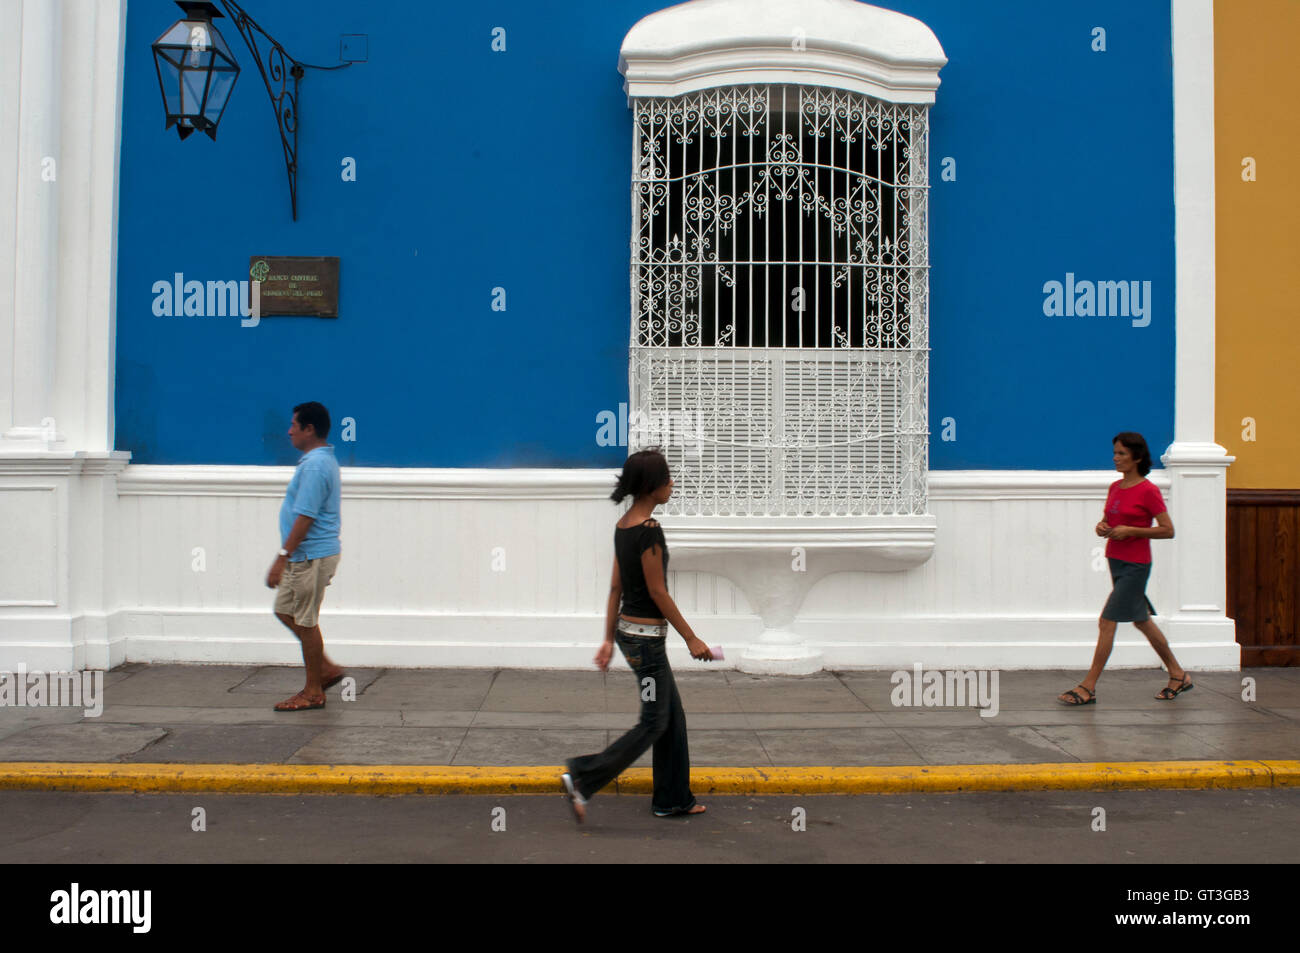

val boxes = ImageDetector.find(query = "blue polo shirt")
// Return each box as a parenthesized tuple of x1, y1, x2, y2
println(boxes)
(279, 445, 341, 562)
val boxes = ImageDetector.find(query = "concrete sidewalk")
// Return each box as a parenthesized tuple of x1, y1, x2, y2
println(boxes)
(0, 664, 1296, 792)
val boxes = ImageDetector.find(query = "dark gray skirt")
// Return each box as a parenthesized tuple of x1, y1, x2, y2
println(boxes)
(1102, 557, 1156, 622)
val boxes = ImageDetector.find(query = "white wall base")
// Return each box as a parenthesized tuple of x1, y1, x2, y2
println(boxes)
(0, 465, 1241, 674)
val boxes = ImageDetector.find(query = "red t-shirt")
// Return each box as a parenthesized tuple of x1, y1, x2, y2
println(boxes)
(1103, 478, 1166, 564)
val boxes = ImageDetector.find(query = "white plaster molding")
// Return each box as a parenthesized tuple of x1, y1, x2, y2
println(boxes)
(0, 484, 58, 606)
(1160, 442, 1233, 468)
(661, 515, 935, 566)
(0, 450, 130, 476)
(928, 470, 1171, 500)
(117, 465, 1168, 501)
(117, 465, 622, 499)
(664, 514, 937, 673)
(1161, 442, 1234, 623)
(619, 0, 946, 102)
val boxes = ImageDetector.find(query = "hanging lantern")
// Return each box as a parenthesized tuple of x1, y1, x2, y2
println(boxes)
(151, 1, 240, 141)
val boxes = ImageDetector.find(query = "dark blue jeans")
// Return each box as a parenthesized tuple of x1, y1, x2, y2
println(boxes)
(566, 632, 696, 813)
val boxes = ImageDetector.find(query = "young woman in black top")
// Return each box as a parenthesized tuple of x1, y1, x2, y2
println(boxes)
(561, 450, 714, 823)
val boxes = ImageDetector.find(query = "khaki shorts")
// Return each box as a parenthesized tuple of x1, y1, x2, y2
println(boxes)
(274, 553, 340, 628)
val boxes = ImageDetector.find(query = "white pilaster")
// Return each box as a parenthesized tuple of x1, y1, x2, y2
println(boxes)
(1162, 0, 1236, 664)
(4, 0, 62, 446)
(55, 0, 128, 452)
(0, 0, 130, 671)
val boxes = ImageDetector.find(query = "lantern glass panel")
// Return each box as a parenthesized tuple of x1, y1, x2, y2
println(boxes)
(156, 20, 193, 46)
(204, 69, 238, 124)
(210, 27, 237, 63)
(180, 67, 211, 117)
(155, 52, 184, 117)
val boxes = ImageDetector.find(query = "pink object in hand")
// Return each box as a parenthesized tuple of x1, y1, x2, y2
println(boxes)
(710, 645, 724, 661)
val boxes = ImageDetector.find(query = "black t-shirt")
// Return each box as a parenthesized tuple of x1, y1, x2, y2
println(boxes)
(615, 518, 668, 618)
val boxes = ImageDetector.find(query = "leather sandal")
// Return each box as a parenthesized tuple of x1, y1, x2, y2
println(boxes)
(1155, 673, 1193, 700)
(1058, 685, 1096, 706)
(274, 691, 326, 712)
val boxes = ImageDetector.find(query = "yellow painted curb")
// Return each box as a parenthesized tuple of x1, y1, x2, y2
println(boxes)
(0, 760, 1297, 796)
(0, 763, 553, 796)
(1261, 760, 1300, 787)
(676, 761, 1286, 795)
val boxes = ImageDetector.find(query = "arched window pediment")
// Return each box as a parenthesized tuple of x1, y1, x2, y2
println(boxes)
(620, 0, 947, 103)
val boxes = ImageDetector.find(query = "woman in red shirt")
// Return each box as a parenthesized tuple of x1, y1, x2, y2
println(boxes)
(1058, 432, 1193, 705)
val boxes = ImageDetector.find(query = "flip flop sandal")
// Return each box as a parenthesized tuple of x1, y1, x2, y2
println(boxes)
(1058, 687, 1096, 706)
(274, 693, 326, 712)
(654, 804, 707, 817)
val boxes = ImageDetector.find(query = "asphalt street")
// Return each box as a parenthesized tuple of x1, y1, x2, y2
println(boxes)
(2, 789, 1296, 863)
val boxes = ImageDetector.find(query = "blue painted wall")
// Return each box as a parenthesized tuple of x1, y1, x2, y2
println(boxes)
(115, 0, 1175, 468)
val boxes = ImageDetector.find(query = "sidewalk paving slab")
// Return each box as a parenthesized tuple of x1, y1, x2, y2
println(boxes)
(629, 728, 771, 767)
(749, 728, 922, 767)
(481, 670, 605, 713)
(289, 726, 468, 765)
(727, 672, 868, 712)
(1177, 722, 1300, 760)
(0, 723, 167, 762)
(230, 666, 384, 695)
(452, 728, 605, 765)
(121, 724, 324, 764)
(1028, 725, 1236, 762)
(0, 708, 86, 743)
(354, 669, 495, 709)
(895, 726, 1080, 764)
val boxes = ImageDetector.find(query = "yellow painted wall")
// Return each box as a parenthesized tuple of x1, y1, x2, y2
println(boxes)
(1216, 0, 1300, 488)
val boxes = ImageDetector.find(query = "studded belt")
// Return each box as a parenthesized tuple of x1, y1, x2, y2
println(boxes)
(617, 619, 667, 637)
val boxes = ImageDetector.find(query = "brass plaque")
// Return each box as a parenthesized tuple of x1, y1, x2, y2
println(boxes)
(247, 256, 340, 317)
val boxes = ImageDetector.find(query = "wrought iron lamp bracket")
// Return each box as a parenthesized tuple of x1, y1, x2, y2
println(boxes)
(214, 0, 348, 220)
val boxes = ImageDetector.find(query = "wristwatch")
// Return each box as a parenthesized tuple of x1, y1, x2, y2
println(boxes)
(278, 548, 290, 557)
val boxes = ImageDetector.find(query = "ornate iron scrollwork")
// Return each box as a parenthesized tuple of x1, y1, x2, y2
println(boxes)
(215, 1, 349, 220)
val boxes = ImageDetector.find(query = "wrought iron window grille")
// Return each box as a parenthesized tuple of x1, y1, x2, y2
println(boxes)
(629, 85, 931, 517)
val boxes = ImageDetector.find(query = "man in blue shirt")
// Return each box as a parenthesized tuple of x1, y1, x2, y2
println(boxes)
(266, 401, 344, 711)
